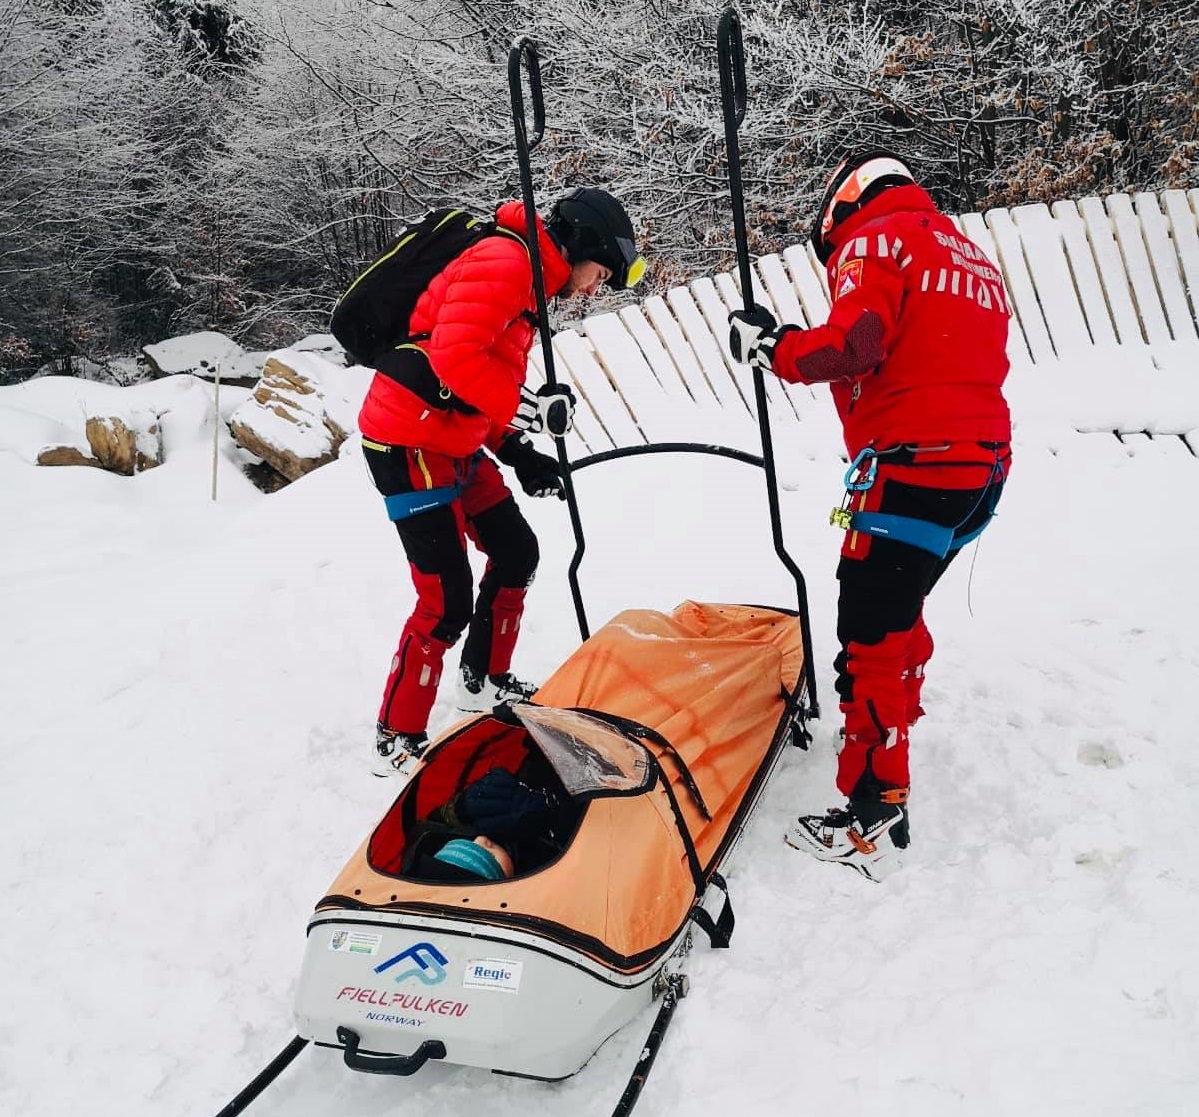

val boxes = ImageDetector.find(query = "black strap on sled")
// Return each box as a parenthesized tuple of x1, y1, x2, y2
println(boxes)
(647, 759, 706, 893)
(690, 871, 735, 948)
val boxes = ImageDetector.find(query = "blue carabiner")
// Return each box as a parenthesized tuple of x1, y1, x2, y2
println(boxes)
(843, 447, 878, 492)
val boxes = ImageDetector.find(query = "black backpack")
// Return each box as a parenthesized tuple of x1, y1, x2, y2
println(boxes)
(330, 208, 522, 366)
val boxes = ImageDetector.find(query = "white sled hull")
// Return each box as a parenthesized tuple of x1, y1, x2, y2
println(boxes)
(294, 908, 685, 1080)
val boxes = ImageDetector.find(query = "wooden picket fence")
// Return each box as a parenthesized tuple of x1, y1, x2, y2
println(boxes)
(532, 189, 1199, 461)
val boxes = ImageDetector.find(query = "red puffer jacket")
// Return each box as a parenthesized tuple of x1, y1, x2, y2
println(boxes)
(358, 201, 572, 456)
(772, 184, 1011, 478)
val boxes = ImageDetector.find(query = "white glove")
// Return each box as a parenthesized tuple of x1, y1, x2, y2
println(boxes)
(511, 383, 577, 438)
(728, 305, 780, 375)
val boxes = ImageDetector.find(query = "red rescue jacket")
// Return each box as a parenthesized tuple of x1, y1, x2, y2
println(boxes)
(357, 202, 572, 457)
(772, 184, 1011, 479)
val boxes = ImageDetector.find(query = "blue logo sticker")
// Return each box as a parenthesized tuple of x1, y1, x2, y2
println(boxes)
(373, 941, 449, 986)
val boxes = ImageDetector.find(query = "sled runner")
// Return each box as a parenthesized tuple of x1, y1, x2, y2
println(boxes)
(293, 600, 808, 1083)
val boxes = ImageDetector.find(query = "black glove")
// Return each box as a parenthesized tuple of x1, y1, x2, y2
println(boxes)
(511, 382, 576, 438)
(496, 433, 565, 500)
(728, 305, 781, 374)
(457, 768, 558, 839)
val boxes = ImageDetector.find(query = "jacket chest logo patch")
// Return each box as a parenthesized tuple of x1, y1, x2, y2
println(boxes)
(834, 259, 864, 299)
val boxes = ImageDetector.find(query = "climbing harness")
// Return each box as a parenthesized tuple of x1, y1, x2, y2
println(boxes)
(830, 444, 1007, 558)
(362, 442, 481, 522)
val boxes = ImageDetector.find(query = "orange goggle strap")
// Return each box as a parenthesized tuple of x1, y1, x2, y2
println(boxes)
(819, 156, 914, 236)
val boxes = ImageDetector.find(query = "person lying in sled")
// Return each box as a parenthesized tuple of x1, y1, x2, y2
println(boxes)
(408, 760, 574, 881)
(728, 150, 1012, 881)
(412, 835, 516, 883)
(355, 188, 646, 781)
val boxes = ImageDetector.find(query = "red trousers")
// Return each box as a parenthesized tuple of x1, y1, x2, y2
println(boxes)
(363, 445, 538, 735)
(833, 446, 1008, 800)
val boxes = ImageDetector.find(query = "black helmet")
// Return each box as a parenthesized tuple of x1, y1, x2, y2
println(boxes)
(811, 149, 915, 264)
(547, 187, 646, 290)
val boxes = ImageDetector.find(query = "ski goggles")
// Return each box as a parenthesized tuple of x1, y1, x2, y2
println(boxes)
(615, 236, 647, 289)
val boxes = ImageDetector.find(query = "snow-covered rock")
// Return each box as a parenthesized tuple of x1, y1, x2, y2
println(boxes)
(141, 331, 262, 381)
(37, 410, 163, 475)
(228, 350, 349, 483)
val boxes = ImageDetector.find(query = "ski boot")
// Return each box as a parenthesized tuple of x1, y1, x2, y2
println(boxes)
(785, 787, 909, 882)
(455, 667, 539, 713)
(372, 725, 428, 780)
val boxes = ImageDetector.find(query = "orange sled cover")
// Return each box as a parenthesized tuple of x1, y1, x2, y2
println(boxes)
(316, 601, 806, 974)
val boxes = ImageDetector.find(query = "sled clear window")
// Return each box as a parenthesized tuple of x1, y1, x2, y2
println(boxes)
(514, 705, 652, 797)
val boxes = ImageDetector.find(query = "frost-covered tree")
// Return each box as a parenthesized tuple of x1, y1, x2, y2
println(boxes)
(2, 0, 1194, 379)
(0, 0, 262, 380)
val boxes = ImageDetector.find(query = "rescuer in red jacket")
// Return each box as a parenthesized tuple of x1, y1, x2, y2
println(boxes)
(359, 187, 644, 779)
(728, 151, 1012, 880)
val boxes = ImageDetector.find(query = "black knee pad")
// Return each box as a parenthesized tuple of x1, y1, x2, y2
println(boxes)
(472, 498, 539, 587)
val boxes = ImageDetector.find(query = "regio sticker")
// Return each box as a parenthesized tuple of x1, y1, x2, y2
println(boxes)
(463, 957, 523, 993)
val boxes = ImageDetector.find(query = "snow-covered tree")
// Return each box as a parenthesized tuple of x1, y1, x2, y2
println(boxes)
(2, 0, 1194, 380)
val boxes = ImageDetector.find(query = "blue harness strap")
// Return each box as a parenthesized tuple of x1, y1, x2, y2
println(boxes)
(384, 485, 459, 521)
(847, 512, 957, 557)
(837, 446, 1007, 558)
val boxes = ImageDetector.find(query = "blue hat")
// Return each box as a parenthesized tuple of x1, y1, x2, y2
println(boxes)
(432, 838, 505, 881)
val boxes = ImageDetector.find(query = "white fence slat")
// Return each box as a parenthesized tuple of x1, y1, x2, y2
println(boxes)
(1135, 192, 1199, 342)
(711, 271, 806, 435)
(582, 313, 681, 446)
(526, 345, 605, 456)
(714, 269, 774, 317)
(781, 244, 831, 328)
(1048, 200, 1118, 348)
(617, 306, 693, 400)
(552, 330, 646, 447)
(753, 254, 828, 423)
(642, 294, 720, 407)
(1162, 190, 1199, 325)
(956, 212, 1031, 365)
(715, 257, 773, 312)
(711, 272, 793, 412)
(985, 207, 1056, 363)
(666, 285, 752, 417)
(1105, 194, 1135, 219)
(1010, 204, 1094, 354)
(1077, 196, 1145, 345)
(690, 276, 758, 414)
(758, 252, 807, 327)
(1110, 208, 1173, 345)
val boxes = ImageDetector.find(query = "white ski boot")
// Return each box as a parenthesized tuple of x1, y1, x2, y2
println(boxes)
(785, 791, 909, 883)
(455, 667, 539, 713)
(372, 726, 428, 780)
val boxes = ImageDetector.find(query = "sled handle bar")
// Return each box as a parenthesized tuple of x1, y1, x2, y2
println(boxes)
(716, 7, 819, 719)
(569, 442, 818, 718)
(508, 37, 590, 642)
(336, 1026, 446, 1076)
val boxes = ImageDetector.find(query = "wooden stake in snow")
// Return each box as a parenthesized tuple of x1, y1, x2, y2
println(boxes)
(212, 361, 220, 502)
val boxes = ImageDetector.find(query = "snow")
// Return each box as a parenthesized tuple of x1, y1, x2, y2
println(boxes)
(142, 330, 257, 378)
(4, 280, 1199, 1116)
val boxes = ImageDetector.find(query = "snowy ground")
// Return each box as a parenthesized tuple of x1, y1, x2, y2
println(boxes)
(1, 355, 1197, 1117)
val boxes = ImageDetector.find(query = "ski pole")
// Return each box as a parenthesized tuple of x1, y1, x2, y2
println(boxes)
(508, 38, 592, 641)
(717, 7, 819, 717)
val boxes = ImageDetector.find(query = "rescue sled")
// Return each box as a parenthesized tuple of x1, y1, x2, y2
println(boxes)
(213, 16, 817, 1116)
(293, 600, 808, 1084)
